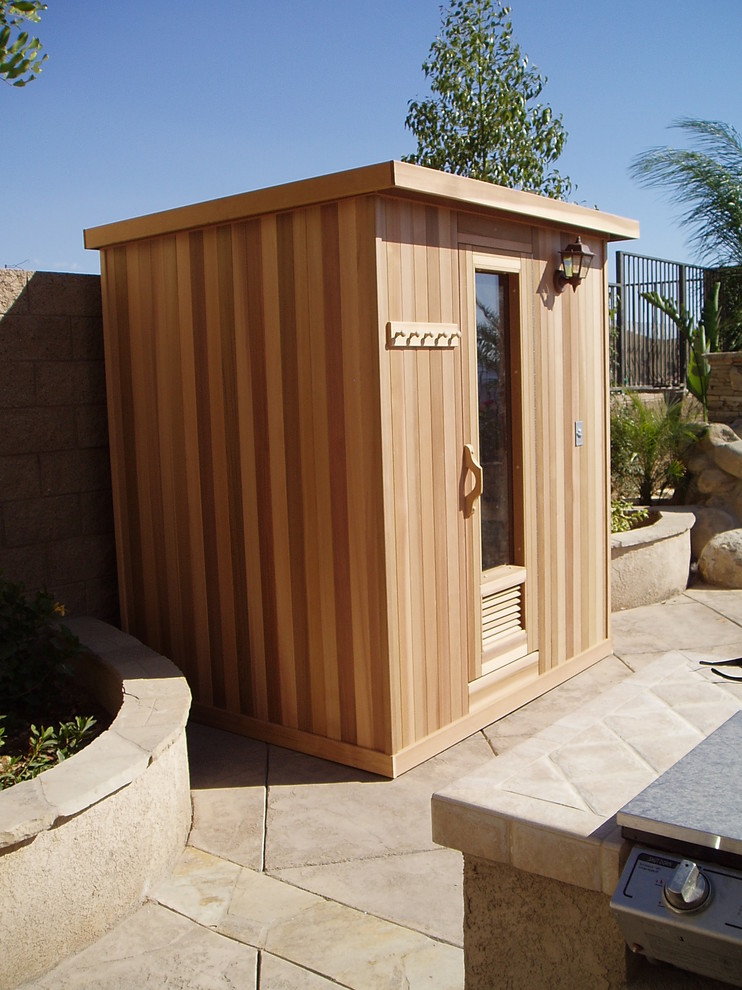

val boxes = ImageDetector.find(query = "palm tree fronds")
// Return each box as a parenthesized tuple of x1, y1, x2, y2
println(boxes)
(629, 118, 742, 266)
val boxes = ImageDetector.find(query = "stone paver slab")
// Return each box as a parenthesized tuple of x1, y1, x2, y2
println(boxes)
(216, 867, 464, 988)
(264, 734, 492, 871)
(261, 897, 463, 990)
(22, 902, 257, 989)
(271, 847, 465, 946)
(187, 724, 267, 870)
(218, 867, 323, 947)
(611, 596, 742, 654)
(152, 846, 242, 928)
(259, 952, 343, 989)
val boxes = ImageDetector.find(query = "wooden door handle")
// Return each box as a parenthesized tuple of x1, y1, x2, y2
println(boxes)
(463, 444, 483, 518)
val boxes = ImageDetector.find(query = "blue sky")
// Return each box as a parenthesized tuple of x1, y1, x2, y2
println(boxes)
(4, 1, 741, 276)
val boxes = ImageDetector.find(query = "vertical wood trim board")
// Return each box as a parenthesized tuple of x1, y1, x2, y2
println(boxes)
(376, 198, 468, 750)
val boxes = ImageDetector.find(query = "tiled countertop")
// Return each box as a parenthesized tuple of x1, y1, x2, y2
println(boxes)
(432, 651, 742, 895)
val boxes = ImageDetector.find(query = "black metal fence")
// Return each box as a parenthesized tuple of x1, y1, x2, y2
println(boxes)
(610, 252, 706, 388)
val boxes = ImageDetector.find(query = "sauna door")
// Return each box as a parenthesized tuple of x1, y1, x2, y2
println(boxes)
(463, 254, 530, 684)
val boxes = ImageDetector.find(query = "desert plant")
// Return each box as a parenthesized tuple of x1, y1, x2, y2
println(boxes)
(610, 392, 700, 504)
(641, 283, 720, 418)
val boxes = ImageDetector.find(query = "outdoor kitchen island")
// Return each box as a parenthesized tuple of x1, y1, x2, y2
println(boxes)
(432, 648, 742, 989)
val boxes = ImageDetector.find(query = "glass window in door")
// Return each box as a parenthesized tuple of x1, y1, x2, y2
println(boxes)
(475, 271, 513, 571)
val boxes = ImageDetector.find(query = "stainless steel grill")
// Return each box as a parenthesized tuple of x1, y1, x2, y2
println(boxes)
(611, 712, 742, 987)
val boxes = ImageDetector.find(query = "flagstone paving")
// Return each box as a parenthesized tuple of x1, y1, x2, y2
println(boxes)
(22, 583, 742, 989)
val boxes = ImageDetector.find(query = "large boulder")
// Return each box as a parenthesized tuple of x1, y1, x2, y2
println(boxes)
(713, 440, 742, 480)
(698, 529, 742, 588)
(690, 506, 740, 561)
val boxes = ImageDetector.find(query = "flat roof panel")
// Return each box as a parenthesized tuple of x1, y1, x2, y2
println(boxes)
(84, 160, 639, 250)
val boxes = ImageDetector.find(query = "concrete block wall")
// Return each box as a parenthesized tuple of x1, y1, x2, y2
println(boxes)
(0, 270, 118, 623)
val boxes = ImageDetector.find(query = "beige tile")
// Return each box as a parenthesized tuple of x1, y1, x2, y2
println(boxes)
(510, 822, 603, 891)
(24, 903, 258, 989)
(436, 779, 604, 843)
(549, 724, 657, 818)
(187, 722, 267, 790)
(617, 650, 692, 680)
(500, 754, 592, 812)
(0, 776, 55, 848)
(401, 731, 495, 790)
(152, 846, 242, 927)
(431, 794, 511, 863)
(605, 699, 704, 772)
(594, 817, 632, 894)
(481, 656, 632, 754)
(272, 847, 464, 946)
(38, 730, 149, 818)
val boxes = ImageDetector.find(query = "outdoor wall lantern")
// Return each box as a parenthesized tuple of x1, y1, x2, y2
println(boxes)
(554, 236, 594, 293)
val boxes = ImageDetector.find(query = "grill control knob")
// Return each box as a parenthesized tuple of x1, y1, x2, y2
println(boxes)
(663, 860, 710, 912)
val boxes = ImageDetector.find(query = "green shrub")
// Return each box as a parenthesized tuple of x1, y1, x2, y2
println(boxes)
(0, 574, 99, 790)
(610, 392, 701, 504)
(611, 500, 649, 534)
(0, 574, 82, 710)
(0, 714, 97, 790)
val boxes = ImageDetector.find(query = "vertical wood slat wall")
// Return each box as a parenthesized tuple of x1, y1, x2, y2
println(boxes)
(99, 184, 614, 775)
(101, 198, 391, 758)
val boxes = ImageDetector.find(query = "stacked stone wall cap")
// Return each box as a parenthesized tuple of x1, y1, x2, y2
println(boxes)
(698, 528, 742, 588)
(713, 440, 742, 480)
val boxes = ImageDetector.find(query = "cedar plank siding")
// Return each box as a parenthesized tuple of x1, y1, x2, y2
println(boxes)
(89, 163, 636, 775)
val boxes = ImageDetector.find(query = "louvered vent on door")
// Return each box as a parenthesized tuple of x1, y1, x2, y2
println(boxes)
(482, 583, 523, 653)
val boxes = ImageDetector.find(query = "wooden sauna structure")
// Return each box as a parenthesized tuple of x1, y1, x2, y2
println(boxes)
(85, 162, 638, 776)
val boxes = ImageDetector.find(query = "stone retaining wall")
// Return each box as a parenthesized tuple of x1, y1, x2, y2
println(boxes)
(707, 351, 742, 425)
(0, 270, 117, 622)
(610, 510, 694, 611)
(0, 619, 192, 988)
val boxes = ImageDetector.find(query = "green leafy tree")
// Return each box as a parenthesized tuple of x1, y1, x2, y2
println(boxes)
(630, 119, 742, 266)
(1, 0, 46, 87)
(403, 0, 572, 199)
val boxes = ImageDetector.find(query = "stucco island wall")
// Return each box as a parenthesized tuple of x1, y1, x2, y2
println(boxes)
(463, 856, 729, 990)
(0, 619, 192, 989)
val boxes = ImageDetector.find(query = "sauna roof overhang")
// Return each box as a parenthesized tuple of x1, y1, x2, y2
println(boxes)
(84, 160, 639, 250)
